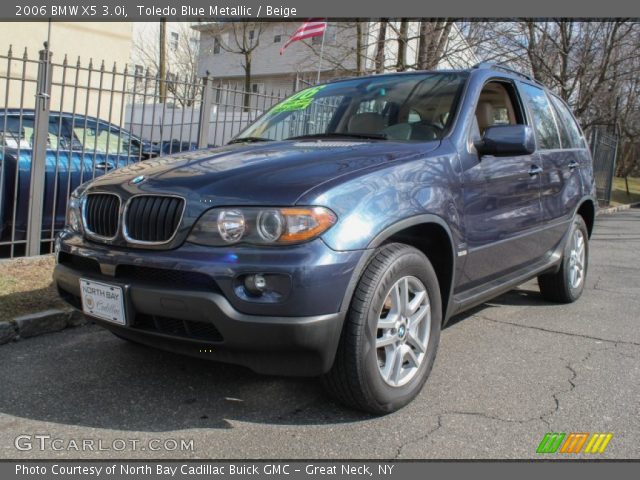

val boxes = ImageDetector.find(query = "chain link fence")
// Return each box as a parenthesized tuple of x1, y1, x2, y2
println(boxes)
(0, 43, 288, 258)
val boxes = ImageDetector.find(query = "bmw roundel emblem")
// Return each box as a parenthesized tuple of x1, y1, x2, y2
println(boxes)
(130, 175, 146, 185)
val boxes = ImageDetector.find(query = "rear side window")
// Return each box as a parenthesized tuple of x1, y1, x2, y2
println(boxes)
(520, 83, 561, 150)
(0, 115, 68, 150)
(550, 96, 586, 149)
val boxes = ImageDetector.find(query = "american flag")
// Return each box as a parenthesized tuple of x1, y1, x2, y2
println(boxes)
(279, 19, 327, 55)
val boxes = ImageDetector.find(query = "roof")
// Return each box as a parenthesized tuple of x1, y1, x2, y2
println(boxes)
(316, 63, 543, 89)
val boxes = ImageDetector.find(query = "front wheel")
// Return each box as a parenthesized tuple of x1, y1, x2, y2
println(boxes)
(322, 243, 442, 414)
(538, 215, 589, 303)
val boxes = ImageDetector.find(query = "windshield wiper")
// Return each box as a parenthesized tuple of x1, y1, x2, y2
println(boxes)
(228, 136, 273, 144)
(289, 132, 388, 141)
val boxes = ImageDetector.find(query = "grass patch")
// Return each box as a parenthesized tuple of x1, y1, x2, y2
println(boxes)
(610, 176, 640, 206)
(0, 255, 66, 321)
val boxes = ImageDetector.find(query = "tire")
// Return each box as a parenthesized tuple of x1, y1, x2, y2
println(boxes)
(538, 215, 589, 303)
(322, 243, 442, 414)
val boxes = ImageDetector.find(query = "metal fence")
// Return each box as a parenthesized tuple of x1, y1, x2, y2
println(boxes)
(589, 125, 619, 206)
(0, 43, 288, 259)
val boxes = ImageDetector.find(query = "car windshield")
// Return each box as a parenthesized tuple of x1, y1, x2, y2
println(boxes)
(234, 72, 468, 143)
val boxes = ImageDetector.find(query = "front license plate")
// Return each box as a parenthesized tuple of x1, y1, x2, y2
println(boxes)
(79, 279, 126, 325)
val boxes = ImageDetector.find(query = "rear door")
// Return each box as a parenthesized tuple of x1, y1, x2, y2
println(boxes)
(519, 83, 582, 253)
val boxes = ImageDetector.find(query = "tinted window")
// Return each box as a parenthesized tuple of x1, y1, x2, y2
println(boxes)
(0, 115, 78, 150)
(520, 83, 561, 150)
(550, 96, 586, 149)
(73, 119, 140, 156)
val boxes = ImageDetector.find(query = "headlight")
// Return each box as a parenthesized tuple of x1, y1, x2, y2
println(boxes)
(217, 209, 245, 242)
(65, 190, 83, 233)
(188, 206, 337, 246)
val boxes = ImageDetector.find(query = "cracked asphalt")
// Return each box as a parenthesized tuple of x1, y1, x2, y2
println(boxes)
(0, 208, 638, 459)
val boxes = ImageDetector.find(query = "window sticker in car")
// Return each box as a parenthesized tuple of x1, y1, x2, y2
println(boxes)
(271, 85, 327, 113)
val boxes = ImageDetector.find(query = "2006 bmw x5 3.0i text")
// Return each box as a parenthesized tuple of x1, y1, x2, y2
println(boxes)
(54, 64, 595, 413)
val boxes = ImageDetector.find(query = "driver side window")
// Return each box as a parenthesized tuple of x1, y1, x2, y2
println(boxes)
(473, 81, 523, 139)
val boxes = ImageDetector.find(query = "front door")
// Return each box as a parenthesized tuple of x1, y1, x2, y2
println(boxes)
(460, 80, 545, 290)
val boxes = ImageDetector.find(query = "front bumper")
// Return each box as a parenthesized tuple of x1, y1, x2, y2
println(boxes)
(54, 232, 367, 376)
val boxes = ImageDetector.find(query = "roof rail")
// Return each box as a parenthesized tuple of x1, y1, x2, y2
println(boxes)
(472, 62, 540, 84)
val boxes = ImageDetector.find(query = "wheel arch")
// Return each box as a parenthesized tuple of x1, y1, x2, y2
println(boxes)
(367, 215, 457, 325)
(575, 197, 596, 238)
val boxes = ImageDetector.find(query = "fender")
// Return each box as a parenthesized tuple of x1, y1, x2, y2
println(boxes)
(336, 214, 458, 325)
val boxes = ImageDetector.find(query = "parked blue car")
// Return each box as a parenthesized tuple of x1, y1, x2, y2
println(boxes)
(0, 110, 149, 252)
(0, 111, 196, 255)
(54, 65, 596, 413)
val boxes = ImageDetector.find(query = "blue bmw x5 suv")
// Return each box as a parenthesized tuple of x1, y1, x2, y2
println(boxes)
(54, 64, 596, 413)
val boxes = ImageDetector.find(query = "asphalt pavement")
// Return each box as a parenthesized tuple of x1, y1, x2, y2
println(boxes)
(0, 208, 638, 459)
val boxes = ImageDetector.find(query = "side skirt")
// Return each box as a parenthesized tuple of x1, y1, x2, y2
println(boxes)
(447, 220, 573, 320)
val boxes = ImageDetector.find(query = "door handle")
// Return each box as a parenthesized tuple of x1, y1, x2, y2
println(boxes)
(95, 162, 114, 171)
(528, 165, 543, 176)
(568, 161, 579, 170)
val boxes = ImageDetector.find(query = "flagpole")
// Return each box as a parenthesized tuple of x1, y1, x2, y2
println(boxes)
(316, 24, 326, 84)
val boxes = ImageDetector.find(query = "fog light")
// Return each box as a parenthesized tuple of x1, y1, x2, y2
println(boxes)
(235, 273, 291, 303)
(244, 274, 267, 295)
(254, 274, 267, 290)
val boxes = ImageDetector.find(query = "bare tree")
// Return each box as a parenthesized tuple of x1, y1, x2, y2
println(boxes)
(471, 21, 639, 125)
(416, 20, 455, 70)
(470, 20, 640, 179)
(297, 20, 480, 79)
(394, 20, 409, 71)
(215, 22, 264, 110)
(375, 20, 388, 73)
(132, 22, 200, 107)
(296, 21, 373, 79)
(356, 21, 365, 75)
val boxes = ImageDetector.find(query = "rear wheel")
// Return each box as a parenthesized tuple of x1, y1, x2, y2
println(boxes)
(538, 216, 589, 303)
(322, 243, 442, 414)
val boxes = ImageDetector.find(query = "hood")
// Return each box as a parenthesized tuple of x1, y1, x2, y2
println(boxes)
(86, 139, 440, 205)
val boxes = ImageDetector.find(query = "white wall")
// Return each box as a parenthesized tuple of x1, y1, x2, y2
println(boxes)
(195, 22, 357, 79)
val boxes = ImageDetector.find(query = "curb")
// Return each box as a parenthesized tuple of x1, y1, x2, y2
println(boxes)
(597, 202, 640, 216)
(0, 309, 90, 346)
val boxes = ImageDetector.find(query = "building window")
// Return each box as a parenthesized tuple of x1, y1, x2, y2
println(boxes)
(274, 34, 282, 43)
(312, 24, 335, 44)
(213, 37, 222, 54)
(170, 32, 179, 50)
(248, 30, 255, 41)
(134, 64, 144, 77)
(251, 83, 264, 94)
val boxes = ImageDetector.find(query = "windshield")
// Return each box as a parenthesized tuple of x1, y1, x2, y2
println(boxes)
(234, 72, 467, 143)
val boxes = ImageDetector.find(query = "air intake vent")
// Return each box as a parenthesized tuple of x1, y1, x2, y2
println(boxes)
(124, 195, 184, 243)
(134, 314, 224, 342)
(84, 193, 120, 239)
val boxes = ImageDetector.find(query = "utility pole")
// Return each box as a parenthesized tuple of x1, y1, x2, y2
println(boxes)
(159, 18, 167, 103)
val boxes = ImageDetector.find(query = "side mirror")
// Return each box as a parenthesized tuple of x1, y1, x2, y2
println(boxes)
(474, 124, 536, 157)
